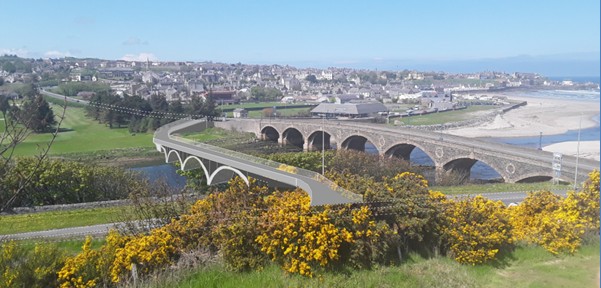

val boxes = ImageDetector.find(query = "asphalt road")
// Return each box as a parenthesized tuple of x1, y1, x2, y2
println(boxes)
(40, 89, 90, 104)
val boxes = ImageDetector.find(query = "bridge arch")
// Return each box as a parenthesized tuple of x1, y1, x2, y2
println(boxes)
(514, 171, 555, 183)
(384, 142, 435, 165)
(340, 134, 379, 154)
(307, 130, 333, 151)
(442, 156, 502, 183)
(261, 126, 280, 142)
(281, 127, 305, 149)
(181, 155, 250, 186)
(164, 148, 183, 164)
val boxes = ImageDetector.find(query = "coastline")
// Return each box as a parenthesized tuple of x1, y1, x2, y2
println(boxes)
(446, 91, 600, 138)
(445, 90, 600, 161)
(542, 141, 600, 162)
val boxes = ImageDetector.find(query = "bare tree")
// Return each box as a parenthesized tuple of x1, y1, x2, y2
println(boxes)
(0, 91, 67, 212)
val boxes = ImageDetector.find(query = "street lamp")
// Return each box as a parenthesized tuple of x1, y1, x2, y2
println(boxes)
(322, 111, 325, 175)
(574, 113, 582, 190)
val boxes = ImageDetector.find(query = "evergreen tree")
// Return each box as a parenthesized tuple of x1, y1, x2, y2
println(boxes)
(20, 94, 55, 132)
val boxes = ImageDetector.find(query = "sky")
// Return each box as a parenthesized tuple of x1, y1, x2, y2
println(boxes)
(1, 0, 599, 75)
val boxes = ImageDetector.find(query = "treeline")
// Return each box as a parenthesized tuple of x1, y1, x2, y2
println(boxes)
(0, 158, 148, 211)
(85, 93, 218, 132)
(54, 82, 110, 96)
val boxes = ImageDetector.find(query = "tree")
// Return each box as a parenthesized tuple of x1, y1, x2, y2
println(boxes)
(305, 74, 318, 83)
(1, 61, 16, 73)
(20, 94, 56, 132)
(0, 93, 66, 212)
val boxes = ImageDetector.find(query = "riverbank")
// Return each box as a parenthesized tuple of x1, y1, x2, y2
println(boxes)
(51, 147, 163, 167)
(543, 141, 600, 161)
(446, 91, 600, 138)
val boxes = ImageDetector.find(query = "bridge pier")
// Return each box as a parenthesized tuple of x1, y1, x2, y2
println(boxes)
(435, 165, 470, 185)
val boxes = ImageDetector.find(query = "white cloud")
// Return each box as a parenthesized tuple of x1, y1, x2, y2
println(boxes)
(0, 48, 29, 57)
(123, 37, 149, 46)
(43, 50, 73, 58)
(121, 53, 158, 62)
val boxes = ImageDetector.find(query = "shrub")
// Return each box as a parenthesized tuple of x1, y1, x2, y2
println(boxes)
(256, 191, 353, 277)
(364, 172, 443, 261)
(566, 170, 600, 232)
(1, 241, 66, 288)
(165, 177, 271, 271)
(58, 232, 130, 288)
(1, 158, 147, 210)
(110, 227, 180, 283)
(508, 190, 586, 255)
(443, 196, 512, 264)
(328, 150, 414, 181)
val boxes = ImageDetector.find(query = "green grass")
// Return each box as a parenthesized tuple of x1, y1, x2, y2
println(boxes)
(433, 182, 572, 195)
(0, 206, 130, 235)
(246, 107, 312, 118)
(394, 105, 498, 126)
(181, 127, 255, 143)
(171, 242, 599, 288)
(14, 238, 106, 255)
(221, 102, 306, 110)
(7, 105, 154, 157)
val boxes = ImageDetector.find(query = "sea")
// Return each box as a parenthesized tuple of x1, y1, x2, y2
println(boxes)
(133, 87, 600, 185)
(547, 76, 600, 84)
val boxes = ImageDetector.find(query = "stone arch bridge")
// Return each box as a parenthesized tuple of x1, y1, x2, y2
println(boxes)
(215, 118, 599, 184)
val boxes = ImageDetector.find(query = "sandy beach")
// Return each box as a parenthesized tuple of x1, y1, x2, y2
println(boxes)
(542, 141, 600, 161)
(445, 91, 600, 160)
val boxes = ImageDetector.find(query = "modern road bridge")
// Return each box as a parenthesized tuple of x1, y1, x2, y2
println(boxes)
(153, 119, 362, 206)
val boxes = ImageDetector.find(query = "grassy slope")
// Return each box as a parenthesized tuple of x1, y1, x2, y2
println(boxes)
(9, 105, 154, 157)
(432, 182, 572, 195)
(174, 243, 599, 288)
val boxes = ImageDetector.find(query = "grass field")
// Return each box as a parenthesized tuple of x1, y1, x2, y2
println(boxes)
(168, 242, 599, 288)
(394, 105, 498, 126)
(5, 105, 154, 157)
(0, 206, 130, 235)
(432, 182, 572, 195)
(15, 238, 106, 255)
(246, 107, 312, 118)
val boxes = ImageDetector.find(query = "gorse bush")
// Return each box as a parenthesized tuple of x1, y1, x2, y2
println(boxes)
(256, 191, 352, 277)
(22, 171, 600, 285)
(0, 158, 148, 210)
(165, 177, 271, 271)
(508, 188, 589, 255)
(443, 196, 512, 264)
(1, 241, 66, 287)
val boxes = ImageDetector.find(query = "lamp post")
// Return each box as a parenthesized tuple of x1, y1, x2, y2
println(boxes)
(574, 113, 582, 190)
(322, 111, 325, 175)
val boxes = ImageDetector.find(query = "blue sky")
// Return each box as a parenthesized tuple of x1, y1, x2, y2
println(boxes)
(1, 0, 599, 75)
